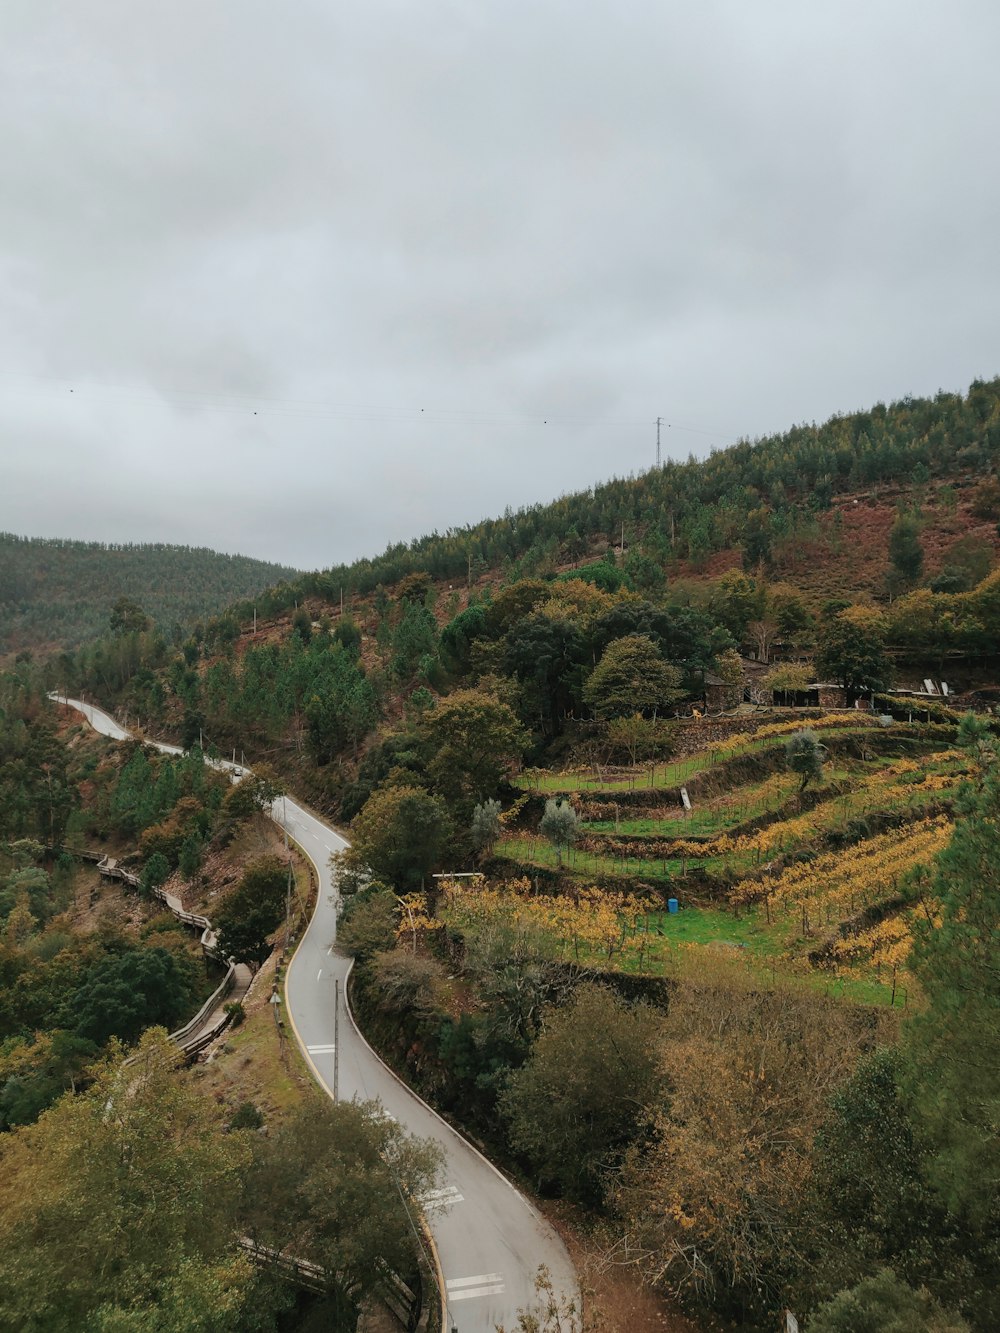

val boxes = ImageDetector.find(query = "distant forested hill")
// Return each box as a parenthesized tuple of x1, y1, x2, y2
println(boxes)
(286, 377, 1000, 605)
(0, 536, 299, 654)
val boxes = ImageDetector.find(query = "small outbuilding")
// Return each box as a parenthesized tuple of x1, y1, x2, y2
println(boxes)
(703, 673, 744, 712)
(812, 682, 849, 709)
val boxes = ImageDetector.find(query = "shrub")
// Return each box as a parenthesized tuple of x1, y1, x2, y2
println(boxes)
(228, 1101, 263, 1131)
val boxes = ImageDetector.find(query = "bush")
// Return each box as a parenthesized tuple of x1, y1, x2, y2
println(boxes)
(807, 1269, 969, 1333)
(337, 889, 398, 959)
(371, 949, 447, 1017)
(228, 1101, 263, 1131)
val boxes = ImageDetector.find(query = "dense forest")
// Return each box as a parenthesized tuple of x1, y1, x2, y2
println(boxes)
(0, 535, 300, 656)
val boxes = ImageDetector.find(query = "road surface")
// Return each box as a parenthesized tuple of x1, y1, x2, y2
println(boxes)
(50, 695, 579, 1332)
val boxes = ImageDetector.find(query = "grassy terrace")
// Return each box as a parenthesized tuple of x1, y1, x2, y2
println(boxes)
(579, 769, 847, 838)
(607, 905, 897, 1007)
(443, 888, 903, 1008)
(482, 728, 968, 1007)
(515, 715, 955, 795)
(499, 750, 964, 883)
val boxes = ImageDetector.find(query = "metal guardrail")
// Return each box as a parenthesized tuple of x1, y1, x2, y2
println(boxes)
(236, 1237, 421, 1327)
(96, 855, 237, 1056)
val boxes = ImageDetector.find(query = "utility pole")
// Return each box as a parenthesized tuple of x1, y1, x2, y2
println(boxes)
(285, 858, 292, 953)
(656, 416, 662, 468)
(333, 980, 340, 1103)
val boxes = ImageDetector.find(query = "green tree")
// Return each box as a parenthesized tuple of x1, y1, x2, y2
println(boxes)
(245, 1098, 442, 1327)
(178, 835, 202, 881)
(808, 1269, 969, 1333)
(303, 651, 380, 764)
(0, 1031, 97, 1130)
(905, 741, 1000, 1221)
(582, 635, 684, 720)
(141, 851, 171, 895)
(336, 888, 398, 959)
(420, 689, 528, 817)
(470, 798, 502, 856)
(708, 570, 766, 642)
(0, 1031, 289, 1332)
(539, 798, 580, 866)
(439, 603, 489, 673)
(71, 947, 197, 1045)
(804, 1047, 983, 1319)
(887, 515, 925, 593)
(815, 610, 891, 696)
(109, 597, 150, 636)
(332, 615, 362, 656)
(290, 607, 312, 644)
(499, 984, 663, 1204)
(623, 549, 666, 595)
(347, 785, 453, 888)
(503, 612, 587, 733)
(928, 536, 993, 594)
(605, 714, 676, 768)
(214, 856, 289, 971)
(742, 506, 773, 570)
(223, 765, 285, 819)
(786, 729, 825, 792)
(390, 601, 438, 683)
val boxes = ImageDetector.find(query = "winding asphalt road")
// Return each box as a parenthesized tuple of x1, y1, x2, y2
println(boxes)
(50, 695, 579, 1332)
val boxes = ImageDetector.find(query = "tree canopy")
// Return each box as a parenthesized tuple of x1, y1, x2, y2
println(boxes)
(583, 634, 684, 720)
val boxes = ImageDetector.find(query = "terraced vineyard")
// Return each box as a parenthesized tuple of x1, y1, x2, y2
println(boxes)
(487, 712, 968, 1006)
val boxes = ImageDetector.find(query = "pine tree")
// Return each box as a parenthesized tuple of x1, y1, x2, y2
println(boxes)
(905, 728, 1000, 1221)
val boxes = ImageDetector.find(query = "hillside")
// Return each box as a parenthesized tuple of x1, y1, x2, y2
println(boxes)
(0, 534, 300, 657)
(271, 376, 1000, 607)
(6, 381, 1000, 1331)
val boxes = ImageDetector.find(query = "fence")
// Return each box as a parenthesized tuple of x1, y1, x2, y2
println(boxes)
(96, 855, 238, 1058)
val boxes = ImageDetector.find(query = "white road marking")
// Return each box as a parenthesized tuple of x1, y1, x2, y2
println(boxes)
(307, 1044, 337, 1055)
(446, 1272, 505, 1301)
(317, 969, 323, 982)
(422, 1184, 464, 1210)
(367, 1106, 397, 1123)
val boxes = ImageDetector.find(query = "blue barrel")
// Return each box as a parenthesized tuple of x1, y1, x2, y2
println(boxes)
(668, 898, 679, 914)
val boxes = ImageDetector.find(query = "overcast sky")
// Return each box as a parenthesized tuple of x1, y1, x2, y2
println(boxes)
(2, 2, 998, 571)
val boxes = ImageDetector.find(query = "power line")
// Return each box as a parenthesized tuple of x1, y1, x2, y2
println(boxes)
(0, 368, 738, 443)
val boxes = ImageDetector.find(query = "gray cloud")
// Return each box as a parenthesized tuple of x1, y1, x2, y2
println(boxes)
(2, 1, 998, 570)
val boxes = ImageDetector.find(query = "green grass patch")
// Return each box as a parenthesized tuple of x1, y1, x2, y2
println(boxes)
(517, 719, 956, 797)
(494, 834, 703, 882)
(582, 770, 854, 838)
(517, 720, 887, 795)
